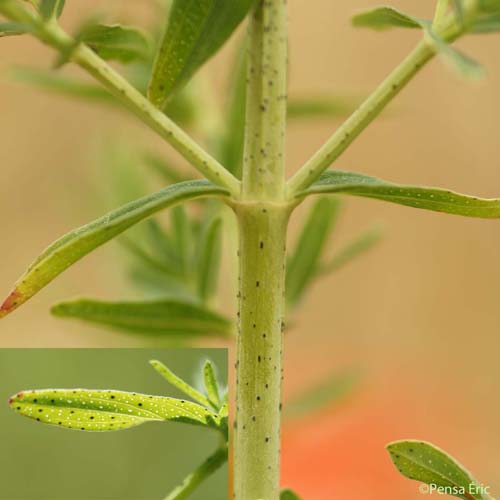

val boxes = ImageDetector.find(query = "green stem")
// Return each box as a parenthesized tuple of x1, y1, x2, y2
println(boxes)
(286, 39, 436, 195)
(287, 11, 469, 197)
(0, 1, 240, 196)
(163, 446, 228, 500)
(241, 0, 288, 201)
(234, 1, 290, 498)
(234, 203, 290, 500)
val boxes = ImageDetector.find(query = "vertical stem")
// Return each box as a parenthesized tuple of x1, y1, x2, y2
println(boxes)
(235, 0, 289, 498)
(234, 203, 290, 500)
(242, 0, 288, 201)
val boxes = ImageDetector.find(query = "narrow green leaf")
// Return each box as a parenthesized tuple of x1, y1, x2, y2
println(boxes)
(286, 197, 341, 307)
(352, 7, 423, 30)
(79, 24, 150, 63)
(319, 225, 382, 276)
(387, 441, 493, 500)
(142, 152, 187, 184)
(287, 96, 359, 120)
(479, 0, 500, 13)
(300, 170, 500, 218)
(203, 360, 220, 409)
(51, 299, 233, 338)
(280, 490, 302, 500)
(426, 29, 485, 79)
(219, 41, 247, 177)
(170, 205, 192, 275)
(39, 0, 65, 20)
(284, 370, 360, 419)
(471, 13, 500, 33)
(9, 388, 221, 431)
(0, 21, 29, 37)
(149, 360, 212, 408)
(196, 216, 222, 302)
(148, 0, 257, 107)
(9, 66, 113, 102)
(0, 180, 228, 318)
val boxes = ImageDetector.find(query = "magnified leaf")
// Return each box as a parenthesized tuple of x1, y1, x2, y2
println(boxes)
(286, 197, 340, 307)
(387, 441, 493, 500)
(284, 370, 360, 419)
(148, 0, 257, 108)
(51, 299, 233, 338)
(0, 180, 228, 318)
(352, 7, 423, 30)
(150, 360, 212, 408)
(300, 170, 500, 218)
(196, 216, 222, 302)
(9, 388, 221, 431)
(280, 489, 302, 500)
(203, 360, 220, 409)
(79, 24, 150, 63)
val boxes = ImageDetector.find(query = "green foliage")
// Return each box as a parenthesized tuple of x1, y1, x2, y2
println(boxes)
(78, 24, 150, 64)
(9, 358, 229, 499)
(39, 0, 65, 20)
(0, 180, 227, 318)
(196, 216, 223, 303)
(287, 96, 359, 120)
(0, 21, 28, 36)
(280, 489, 302, 500)
(284, 369, 360, 419)
(286, 197, 340, 307)
(301, 170, 500, 218)
(9, 388, 221, 430)
(203, 360, 221, 410)
(148, 0, 256, 108)
(387, 441, 493, 500)
(51, 299, 233, 338)
(150, 359, 212, 408)
(352, 6, 422, 30)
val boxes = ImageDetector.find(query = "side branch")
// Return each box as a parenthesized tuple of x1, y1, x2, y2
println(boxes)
(0, 1, 241, 196)
(287, 40, 435, 196)
(287, 13, 467, 197)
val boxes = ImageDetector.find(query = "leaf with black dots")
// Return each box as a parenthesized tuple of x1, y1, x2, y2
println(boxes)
(299, 170, 500, 218)
(203, 360, 221, 410)
(387, 440, 493, 500)
(0, 180, 227, 319)
(9, 388, 222, 432)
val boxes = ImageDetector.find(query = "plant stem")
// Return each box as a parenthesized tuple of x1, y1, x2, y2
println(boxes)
(241, 0, 288, 201)
(234, 203, 290, 500)
(234, 1, 289, 498)
(0, 1, 240, 196)
(163, 446, 228, 500)
(286, 40, 436, 195)
(287, 6, 474, 197)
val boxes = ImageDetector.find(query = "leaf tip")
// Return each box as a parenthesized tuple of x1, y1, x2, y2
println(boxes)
(0, 288, 23, 318)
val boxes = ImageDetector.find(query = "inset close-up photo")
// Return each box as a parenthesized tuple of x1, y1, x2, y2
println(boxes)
(0, 349, 228, 500)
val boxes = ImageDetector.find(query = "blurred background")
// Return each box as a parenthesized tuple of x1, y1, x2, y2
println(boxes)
(1, 0, 499, 499)
(0, 349, 228, 499)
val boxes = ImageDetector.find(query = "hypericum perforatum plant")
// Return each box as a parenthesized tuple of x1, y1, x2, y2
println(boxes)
(2, 0, 500, 498)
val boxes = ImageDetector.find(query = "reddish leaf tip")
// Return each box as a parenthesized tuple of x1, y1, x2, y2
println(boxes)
(0, 289, 23, 319)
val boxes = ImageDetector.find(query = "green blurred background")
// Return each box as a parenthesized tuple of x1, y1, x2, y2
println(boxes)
(0, 349, 227, 500)
(1, 1, 500, 499)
